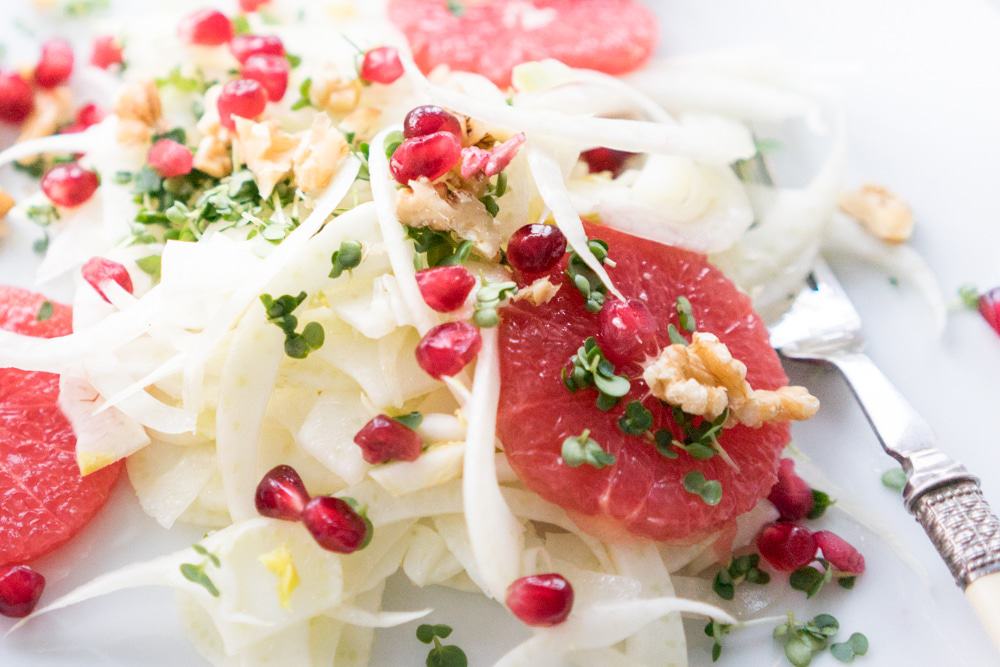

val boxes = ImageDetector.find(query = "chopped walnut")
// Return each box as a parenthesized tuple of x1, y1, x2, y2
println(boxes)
(838, 184, 914, 244)
(643, 332, 819, 428)
(113, 80, 163, 145)
(233, 118, 297, 198)
(396, 178, 501, 258)
(512, 276, 561, 306)
(309, 66, 362, 114)
(193, 133, 232, 178)
(17, 86, 73, 146)
(292, 115, 349, 194)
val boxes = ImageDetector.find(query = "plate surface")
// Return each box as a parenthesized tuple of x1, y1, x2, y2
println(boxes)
(2, 1, 1000, 665)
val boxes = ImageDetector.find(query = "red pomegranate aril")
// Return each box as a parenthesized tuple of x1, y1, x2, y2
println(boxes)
(360, 46, 404, 85)
(756, 522, 817, 572)
(979, 287, 1000, 337)
(302, 496, 372, 553)
(41, 163, 99, 207)
(90, 35, 123, 69)
(390, 131, 462, 184)
(506, 573, 574, 627)
(416, 321, 483, 379)
(0, 71, 35, 124)
(581, 147, 633, 177)
(255, 464, 310, 521)
(814, 530, 866, 575)
(0, 565, 45, 618)
(597, 298, 658, 365)
(242, 54, 289, 102)
(416, 266, 476, 312)
(217, 78, 267, 130)
(34, 39, 74, 89)
(229, 34, 285, 64)
(61, 103, 105, 134)
(82, 257, 134, 303)
(506, 224, 567, 276)
(148, 139, 194, 178)
(403, 105, 462, 139)
(767, 458, 815, 522)
(239, 0, 270, 11)
(179, 9, 233, 46)
(354, 415, 423, 464)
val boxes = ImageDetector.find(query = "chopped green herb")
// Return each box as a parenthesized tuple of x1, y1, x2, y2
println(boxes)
(329, 240, 363, 278)
(393, 411, 423, 430)
(704, 619, 732, 662)
(446, 0, 466, 16)
(156, 66, 208, 94)
(789, 562, 832, 599)
(881, 467, 906, 493)
(136, 255, 162, 281)
(830, 632, 869, 663)
(406, 226, 474, 268)
(473, 281, 518, 328)
(773, 612, 842, 667)
(36, 301, 53, 322)
(807, 488, 834, 520)
(565, 239, 611, 313)
(958, 284, 980, 309)
(676, 296, 696, 332)
(26, 203, 60, 227)
(618, 400, 653, 436)
(63, 0, 109, 17)
(712, 553, 770, 600)
(260, 292, 325, 359)
(231, 14, 251, 34)
(562, 429, 616, 469)
(291, 78, 313, 110)
(479, 171, 508, 218)
(416, 623, 468, 667)
(286, 52, 302, 68)
(562, 336, 630, 411)
(683, 471, 723, 506)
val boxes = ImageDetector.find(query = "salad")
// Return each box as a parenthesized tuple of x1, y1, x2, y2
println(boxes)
(0, 0, 957, 665)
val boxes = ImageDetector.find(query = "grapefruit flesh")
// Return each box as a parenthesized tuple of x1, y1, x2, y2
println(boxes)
(0, 286, 122, 565)
(497, 223, 790, 543)
(388, 0, 659, 88)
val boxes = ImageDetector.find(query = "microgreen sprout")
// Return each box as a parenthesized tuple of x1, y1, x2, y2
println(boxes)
(562, 336, 631, 411)
(668, 295, 698, 345)
(807, 488, 835, 519)
(180, 543, 222, 597)
(479, 171, 507, 218)
(260, 292, 325, 359)
(773, 612, 854, 667)
(36, 301, 53, 321)
(789, 558, 856, 598)
(666, 407, 729, 461)
(26, 203, 60, 227)
(291, 78, 313, 110)
(416, 623, 468, 667)
(446, 0, 466, 16)
(329, 240, 363, 278)
(565, 238, 611, 313)
(136, 255, 162, 282)
(881, 467, 906, 493)
(958, 283, 981, 309)
(561, 429, 616, 469)
(473, 280, 518, 327)
(830, 632, 869, 663)
(683, 471, 723, 506)
(407, 226, 474, 268)
(618, 400, 653, 436)
(712, 554, 770, 600)
(704, 619, 732, 662)
(393, 411, 423, 430)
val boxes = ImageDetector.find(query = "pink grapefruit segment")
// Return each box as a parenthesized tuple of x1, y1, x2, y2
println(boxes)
(497, 223, 789, 543)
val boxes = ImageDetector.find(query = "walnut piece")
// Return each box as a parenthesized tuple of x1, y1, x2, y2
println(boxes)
(114, 80, 163, 145)
(233, 118, 297, 198)
(309, 66, 362, 114)
(292, 115, 348, 194)
(17, 86, 73, 146)
(396, 178, 501, 258)
(838, 184, 914, 244)
(193, 133, 232, 178)
(512, 276, 561, 306)
(643, 332, 819, 428)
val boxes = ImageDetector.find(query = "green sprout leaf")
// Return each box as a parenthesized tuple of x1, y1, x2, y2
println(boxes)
(881, 467, 906, 493)
(329, 240, 363, 278)
(36, 301, 53, 322)
(676, 295, 696, 332)
(565, 239, 610, 313)
(261, 292, 325, 359)
(562, 337, 630, 410)
(704, 620, 732, 662)
(830, 632, 869, 662)
(446, 0, 465, 16)
(713, 554, 770, 600)
(958, 284, 981, 310)
(393, 411, 424, 430)
(562, 429, 616, 469)
(807, 488, 834, 520)
(180, 562, 219, 597)
(789, 562, 832, 599)
(292, 78, 313, 110)
(417, 623, 467, 667)
(618, 400, 653, 436)
(473, 281, 518, 328)
(683, 471, 723, 506)
(136, 254, 162, 281)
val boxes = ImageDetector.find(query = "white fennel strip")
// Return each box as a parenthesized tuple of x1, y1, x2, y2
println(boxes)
(0, 127, 98, 167)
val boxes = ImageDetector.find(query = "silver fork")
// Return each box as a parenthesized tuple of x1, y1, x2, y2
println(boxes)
(770, 258, 1000, 649)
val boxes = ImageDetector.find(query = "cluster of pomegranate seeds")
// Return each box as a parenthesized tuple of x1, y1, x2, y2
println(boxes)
(0, 565, 46, 618)
(217, 78, 267, 130)
(767, 458, 815, 521)
(505, 573, 574, 627)
(230, 34, 285, 63)
(978, 288, 1000, 336)
(242, 54, 289, 102)
(756, 522, 817, 572)
(82, 257, 134, 303)
(254, 465, 372, 554)
(403, 105, 462, 139)
(814, 530, 866, 575)
(41, 162, 99, 207)
(254, 464, 309, 521)
(34, 39, 74, 89)
(580, 147, 633, 177)
(416, 266, 476, 312)
(506, 224, 567, 275)
(90, 35, 123, 70)
(596, 298, 658, 366)
(390, 131, 462, 185)
(360, 46, 404, 85)
(178, 9, 234, 46)
(148, 139, 194, 178)
(353, 415, 423, 464)
(0, 71, 35, 123)
(415, 321, 483, 379)
(239, 0, 271, 11)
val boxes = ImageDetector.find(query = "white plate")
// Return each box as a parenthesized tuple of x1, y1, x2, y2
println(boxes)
(2, 0, 1000, 665)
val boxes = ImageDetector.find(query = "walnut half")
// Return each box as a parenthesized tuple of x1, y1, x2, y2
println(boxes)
(838, 184, 914, 244)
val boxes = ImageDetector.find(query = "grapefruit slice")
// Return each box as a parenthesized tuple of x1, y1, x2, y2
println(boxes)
(388, 0, 659, 88)
(0, 286, 122, 565)
(497, 223, 790, 543)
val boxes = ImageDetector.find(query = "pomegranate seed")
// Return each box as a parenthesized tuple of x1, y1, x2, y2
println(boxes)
(82, 257, 134, 303)
(148, 138, 194, 178)
(302, 496, 372, 553)
(506, 573, 574, 627)
(0, 565, 45, 618)
(229, 34, 285, 64)
(41, 162, 99, 207)
(814, 530, 866, 575)
(0, 71, 35, 124)
(90, 35, 123, 69)
(416, 266, 476, 312)
(239, 0, 270, 11)
(460, 133, 526, 179)
(415, 322, 483, 379)
(60, 103, 105, 135)
(34, 39, 74, 89)
(242, 54, 289, 102)
(979, 287, 1000, 337)
(390, 131, 462, 184)
(581, 147, 633, 177)
(403, 105, 462, 139)
(255, 464, 310, 521)
(767, 458, 815, 521)
(756, 522, 817, 572)
(506, 224, 567, 275)
(597, 298, 658, 365)
(353, 415, 423, 464)
(217, 78, 267, 130)
(360, 46, 404, 85)
(178, 9, 233, 46)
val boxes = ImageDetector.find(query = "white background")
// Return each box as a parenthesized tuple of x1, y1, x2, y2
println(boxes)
(1, 0, 1000, 665)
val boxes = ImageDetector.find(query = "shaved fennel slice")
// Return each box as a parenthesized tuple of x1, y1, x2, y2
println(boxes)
(127, 440, 216, 529)
(0, 128, 97, 167)
(339, 522, 415, 598)
(59, 375, 150, 474)
(402, 524, 465, 587)
(297, 391, 371, 485)
(462, 327, 524, 600)
(333, 582, 384, 667)
(369, 442, 465, 497)
(325, 605, 431, 628)
(175, 592, 233, 667)
(528, 147, 623, 301)
(216, 313, 284, 522)
(236, 622, 312, 667)
(824, 212, 946, 334)
(569, 648, 645, 667)
(85, 354, 198, 434)
(433, 515, 491, 595)
(35, 198, 108, 284)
